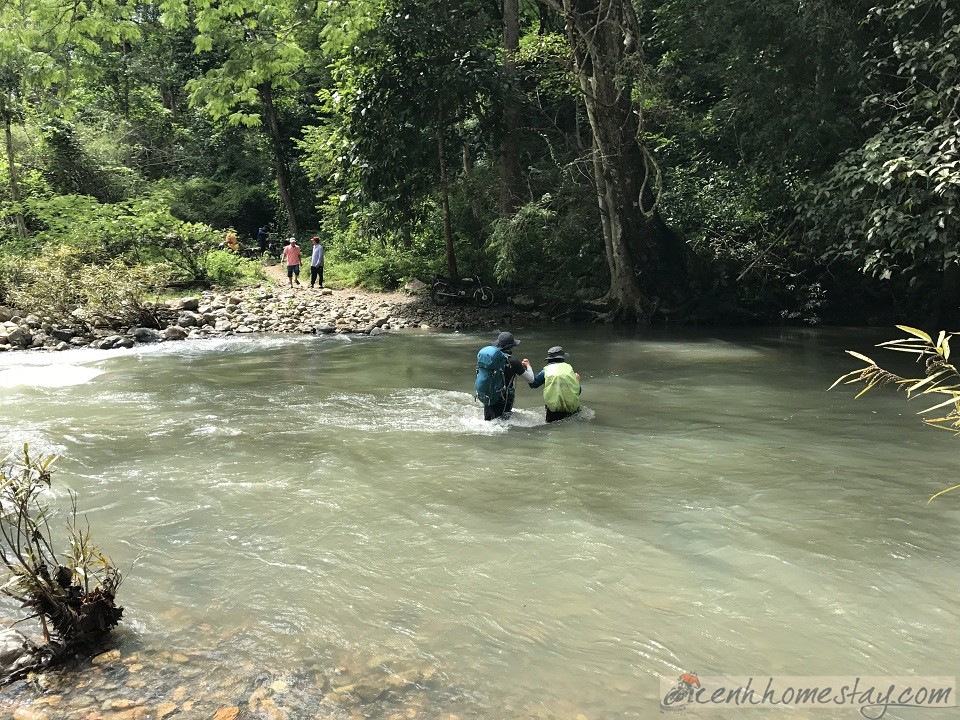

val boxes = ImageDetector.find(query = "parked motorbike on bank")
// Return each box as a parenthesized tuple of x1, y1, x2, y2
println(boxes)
(430, 275, 495, 308)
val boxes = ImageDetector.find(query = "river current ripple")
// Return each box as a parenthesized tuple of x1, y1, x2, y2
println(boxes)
(1, 326, 958, 719)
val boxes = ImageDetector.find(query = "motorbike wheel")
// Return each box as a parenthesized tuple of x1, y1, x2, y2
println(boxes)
(473, 286, 495, 308)
(431, 283, 450, 305)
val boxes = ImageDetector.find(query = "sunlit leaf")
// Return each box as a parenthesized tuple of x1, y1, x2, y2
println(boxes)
(928, 483, 960, 504)
(902, 370, 951, 394)
(845, 350, 877, 364)
(895, 325, 933, 343)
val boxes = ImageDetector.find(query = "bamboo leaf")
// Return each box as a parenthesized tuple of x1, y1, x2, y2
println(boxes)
(828, 370, 866, 391)
(917, 394, 960, 414)
(928, 483, 960, 504)
(855, 382, 877, 398)
(903, 369, 951, 394)
(944, 335, 952, 361)
(896, 325, 933, 343)
(882, 346, 934, 354)
(845, 350, 877, 364)
(877, 338, 930, 348)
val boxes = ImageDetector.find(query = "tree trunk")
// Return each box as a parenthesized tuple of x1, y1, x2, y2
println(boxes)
(259, 83, 300, 237)
(560, 0, 686, 321)
(437, 126, 458, 278)
(2, 106, 28, 239)
(500, 0, 523, 219)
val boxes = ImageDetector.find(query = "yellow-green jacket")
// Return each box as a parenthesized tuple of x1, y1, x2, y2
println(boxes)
(530, 362, 581, 412)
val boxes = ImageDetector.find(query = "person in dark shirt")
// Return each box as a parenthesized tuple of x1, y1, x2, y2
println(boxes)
(482, 331, 533, 421)
(256, 225, 270, 253)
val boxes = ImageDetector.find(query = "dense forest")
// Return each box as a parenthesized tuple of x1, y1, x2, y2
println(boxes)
(0, 0, 956, 325)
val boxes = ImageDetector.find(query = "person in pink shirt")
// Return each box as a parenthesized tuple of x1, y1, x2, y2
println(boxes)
(281, 237, 302, 287)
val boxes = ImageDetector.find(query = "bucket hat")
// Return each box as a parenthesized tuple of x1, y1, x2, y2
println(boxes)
(545, 346, 569, 361)
(494, 332, 519, 349)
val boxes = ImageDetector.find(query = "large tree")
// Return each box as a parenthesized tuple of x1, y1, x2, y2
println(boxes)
(304, 0, 502, 277)
(540, 0, 686, 321)
(0, 0, 138, 239)
(171, 0, 328, 236)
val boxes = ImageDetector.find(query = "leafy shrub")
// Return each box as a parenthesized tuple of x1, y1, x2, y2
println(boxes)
(3, 245, 172, 327)
(332, 246, 420, 291)
(22, 192, 229, 285)
(202, 249, 263, 288)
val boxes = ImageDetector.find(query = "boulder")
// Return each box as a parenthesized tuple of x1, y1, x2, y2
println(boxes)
(177, 311, 200, 328)
(0, 306, 15, 323)
(163, 326, 188, 341)
(0, 629, 38, 674)
(404, 278, 428, 294)
(510, 294, 536, 309)
(93, 335, 124, 350)
(6, 327, 30, 347)
(178, 297, 200, 312)
(133, 327, 162, 344)
(51, 327, 76, 342)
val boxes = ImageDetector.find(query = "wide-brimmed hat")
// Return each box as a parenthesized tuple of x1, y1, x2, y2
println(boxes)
(494, 331, 519, 349)
(545, 346, 569, 361)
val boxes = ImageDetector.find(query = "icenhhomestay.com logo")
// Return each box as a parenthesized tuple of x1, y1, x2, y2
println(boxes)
(659, 675, 955, 718)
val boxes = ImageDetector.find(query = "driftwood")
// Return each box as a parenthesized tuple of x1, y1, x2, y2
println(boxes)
(0, 445, 123, 684)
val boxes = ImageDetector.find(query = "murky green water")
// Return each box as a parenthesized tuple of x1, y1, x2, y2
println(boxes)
(1, 326, 958, 719)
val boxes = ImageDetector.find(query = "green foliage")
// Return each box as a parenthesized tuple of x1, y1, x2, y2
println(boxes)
(202, 249, 263, 288)
(303, 0, 502, 215)
(805, 0, 959, 280)
(184, 0, 315, 127)
(325, 200, 440, 290)
(0, 0, 952, 321)
(38, 120, 133, 203)
(3, 244, 171, 327)
(486, 192, 606, 302)
(165, 177, 273, 234)
(332, 247, 418, 292)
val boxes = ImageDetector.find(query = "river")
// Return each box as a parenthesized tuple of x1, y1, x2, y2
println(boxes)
(0, 326, 957, 719)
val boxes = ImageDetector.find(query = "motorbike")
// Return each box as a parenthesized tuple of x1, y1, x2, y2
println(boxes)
(240, 239, 282, 260)
(430, 274, 495, 308)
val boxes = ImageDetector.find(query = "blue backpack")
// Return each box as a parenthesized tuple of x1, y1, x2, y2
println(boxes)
(475, 345, 508, 404)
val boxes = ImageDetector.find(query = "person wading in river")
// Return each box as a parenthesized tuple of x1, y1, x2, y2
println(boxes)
(529, 346, 581, 423)
(475, 332, 533, 421)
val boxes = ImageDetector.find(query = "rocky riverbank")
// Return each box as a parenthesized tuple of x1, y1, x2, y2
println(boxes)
(0, 281, 544, 353)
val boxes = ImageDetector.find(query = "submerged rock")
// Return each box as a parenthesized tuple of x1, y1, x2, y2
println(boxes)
(0, 629, 38, 675)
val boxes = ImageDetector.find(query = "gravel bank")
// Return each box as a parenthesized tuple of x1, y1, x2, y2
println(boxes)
(0, 281, 543, 352)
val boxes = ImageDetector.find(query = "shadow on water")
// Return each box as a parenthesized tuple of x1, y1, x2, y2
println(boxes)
(0, 326, 958, 719)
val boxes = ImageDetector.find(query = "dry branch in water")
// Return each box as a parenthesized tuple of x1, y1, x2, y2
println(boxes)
(0, 444, 123, 683)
